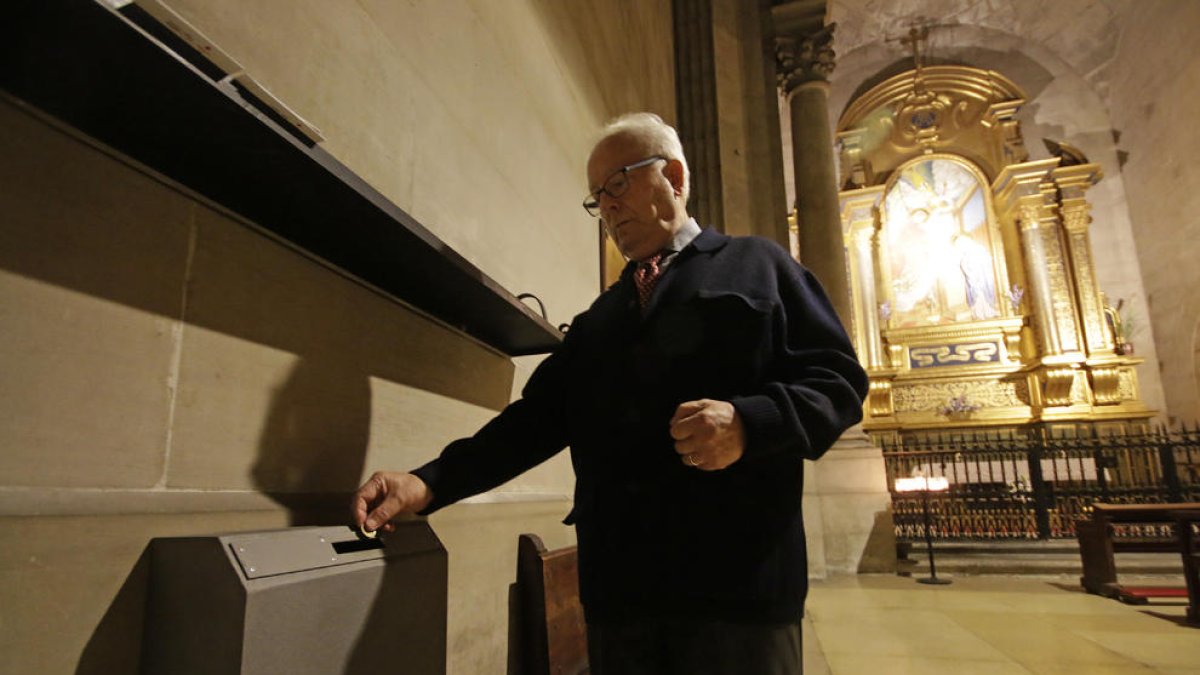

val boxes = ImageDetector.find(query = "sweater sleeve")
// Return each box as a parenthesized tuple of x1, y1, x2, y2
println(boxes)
(729, 252, 869, 461)
(411, 335, 573, 513)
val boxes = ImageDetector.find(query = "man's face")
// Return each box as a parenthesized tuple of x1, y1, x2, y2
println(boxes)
(586, 134, 684, 262)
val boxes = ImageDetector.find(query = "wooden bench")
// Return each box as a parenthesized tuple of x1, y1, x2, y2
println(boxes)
(1077, 502, 1200, 622)
(515, 533, 589, 675)
(1178, 510, 1200, 624)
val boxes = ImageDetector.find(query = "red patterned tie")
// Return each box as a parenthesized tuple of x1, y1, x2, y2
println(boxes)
(634, 252, 665, 309)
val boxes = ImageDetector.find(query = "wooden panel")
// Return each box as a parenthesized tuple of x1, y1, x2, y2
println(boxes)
(517, 533, 588, 675)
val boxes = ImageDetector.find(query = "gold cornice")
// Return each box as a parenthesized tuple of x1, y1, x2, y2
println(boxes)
(835, 66, 1032, 185)
(837, 66, 1027, 133)
(892, 362, 1028, 382)
(837, 184, 886, 202)
(838, 186, 884, 224)
(1050, 163, 1102, 189)
(884, 317, 1024, 344)
(992, 158, 1061, 209)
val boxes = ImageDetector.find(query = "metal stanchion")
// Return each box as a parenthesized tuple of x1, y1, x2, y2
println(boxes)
(897, 476, 952, 585)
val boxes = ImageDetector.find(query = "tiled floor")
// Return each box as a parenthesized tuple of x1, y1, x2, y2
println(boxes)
(802, 575, 1199, 675)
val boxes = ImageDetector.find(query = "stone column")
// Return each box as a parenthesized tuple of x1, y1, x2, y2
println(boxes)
(776, 25, 852, 327)
(673, 0, 790, 241)
(672, 0, 724, 231)
(776, 24, 895, 576)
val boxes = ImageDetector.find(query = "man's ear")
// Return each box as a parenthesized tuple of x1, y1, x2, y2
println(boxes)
(663, 159, 685, 196)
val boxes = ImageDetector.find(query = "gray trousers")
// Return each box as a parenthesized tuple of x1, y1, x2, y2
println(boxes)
(586, 617, 802, 675)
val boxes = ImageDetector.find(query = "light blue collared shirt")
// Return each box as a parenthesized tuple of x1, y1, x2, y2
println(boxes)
(656, 217, 702, 273)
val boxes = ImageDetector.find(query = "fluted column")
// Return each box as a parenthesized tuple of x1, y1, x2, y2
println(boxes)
(839, 190, 885, 369)
(776, 24, 852, 328)
(672, 0, 724, 230)
(996, 161, 1084, 358)
(851, 225, 883, 368)
(1053, 164, 1112, 356)
(1028, 202, 1085, 359)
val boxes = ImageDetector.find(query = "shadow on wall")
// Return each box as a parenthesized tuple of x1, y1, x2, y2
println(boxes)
(72, 359, 373, 673)
(74, 550, 151, 675)
(252, 358, 372, 525)
(0, 96, 514, 415)
(857, 508, 899, 574)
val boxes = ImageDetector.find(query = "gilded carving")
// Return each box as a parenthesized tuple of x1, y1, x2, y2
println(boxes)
(987, 101, 1029, 165)
(1042, 367, 1077, 407)
(1018, 202, 1045, 230)
(1061, 206, 1090, 232)
(836, 66, 1028, 179)
(1070, 370, 1089, 403)
(1039, 227, 1081, 352)
(1118, 368, 1137, 400)
(1004, 332, 1022, 360)
(1065, 218, 1108, 353)
(1091, 366, 1122, 405)
(909, 342, 1000, 368)
(893, 380, 1027, 413)
(868, 379, 894, 417)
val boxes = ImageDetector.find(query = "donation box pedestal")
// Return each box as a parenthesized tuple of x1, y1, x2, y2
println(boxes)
(143, 522, 446, 674)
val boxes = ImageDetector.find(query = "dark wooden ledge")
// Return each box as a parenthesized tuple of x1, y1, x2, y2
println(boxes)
(0, 0, 563, 356)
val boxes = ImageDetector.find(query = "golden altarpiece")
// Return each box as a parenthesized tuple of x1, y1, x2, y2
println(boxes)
(833, 65, 1153, 442)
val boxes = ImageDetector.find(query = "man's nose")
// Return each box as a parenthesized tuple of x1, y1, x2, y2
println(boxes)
(598, 191, 620, 216)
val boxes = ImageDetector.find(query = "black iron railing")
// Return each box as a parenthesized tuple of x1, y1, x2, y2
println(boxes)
(882, 427, 1200, 541)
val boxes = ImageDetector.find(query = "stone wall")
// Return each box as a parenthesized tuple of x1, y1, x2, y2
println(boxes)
(0, 2, 673, 673)
(1104, 0, 1200, 424)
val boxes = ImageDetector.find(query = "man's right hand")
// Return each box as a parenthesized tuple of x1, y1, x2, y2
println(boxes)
(352, 472, 434, 533)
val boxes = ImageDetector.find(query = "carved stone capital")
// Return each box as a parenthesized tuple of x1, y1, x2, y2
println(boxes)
(776, 23, 837, 96)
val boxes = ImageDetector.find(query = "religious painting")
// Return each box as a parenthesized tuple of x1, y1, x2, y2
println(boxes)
(882, 157, 1000, 328)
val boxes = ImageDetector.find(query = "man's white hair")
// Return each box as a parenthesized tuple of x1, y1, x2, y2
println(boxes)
(595, 112, 690, 204)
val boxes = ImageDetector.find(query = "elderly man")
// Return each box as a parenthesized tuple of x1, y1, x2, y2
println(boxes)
(353, 113, 867, 674)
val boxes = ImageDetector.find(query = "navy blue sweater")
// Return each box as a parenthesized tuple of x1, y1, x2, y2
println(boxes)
(414, 228, 868, 624)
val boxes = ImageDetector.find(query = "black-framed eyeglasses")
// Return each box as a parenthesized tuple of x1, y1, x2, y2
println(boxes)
(582, 156, 666, 217)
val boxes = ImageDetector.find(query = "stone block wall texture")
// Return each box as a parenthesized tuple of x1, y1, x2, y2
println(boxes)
(1104, 0, 1200, 424)
(0, 1, 673, 673)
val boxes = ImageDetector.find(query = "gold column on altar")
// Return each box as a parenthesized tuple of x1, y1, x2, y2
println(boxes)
(1054, 164, 1112, 356)
(841, 190, 887, 368)
(994, 161, 1084, 358)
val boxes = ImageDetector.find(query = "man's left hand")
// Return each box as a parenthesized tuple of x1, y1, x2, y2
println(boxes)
(669, 399, 745, 471)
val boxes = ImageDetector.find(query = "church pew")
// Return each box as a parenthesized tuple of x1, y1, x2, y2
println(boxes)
(516, 533, 589, 675)
(1077, 502, 1200, 613)
(1178, 510, 1200, 625)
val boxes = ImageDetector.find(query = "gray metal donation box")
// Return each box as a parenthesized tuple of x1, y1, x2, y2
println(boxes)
(143, 522, 446, 674)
